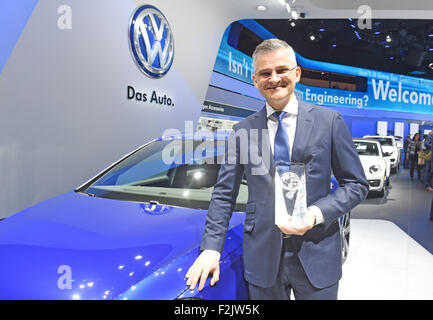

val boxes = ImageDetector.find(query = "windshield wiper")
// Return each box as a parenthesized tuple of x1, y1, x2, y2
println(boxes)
(75, 190, 96, 197)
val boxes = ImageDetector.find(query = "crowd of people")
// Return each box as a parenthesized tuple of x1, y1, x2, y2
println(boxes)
(403, 129, 433, 191)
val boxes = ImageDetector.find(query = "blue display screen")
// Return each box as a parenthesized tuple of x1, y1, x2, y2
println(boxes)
(213, 19, 433, 116)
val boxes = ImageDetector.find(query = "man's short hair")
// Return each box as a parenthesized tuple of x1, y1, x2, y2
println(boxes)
(252, 38, 297, 71)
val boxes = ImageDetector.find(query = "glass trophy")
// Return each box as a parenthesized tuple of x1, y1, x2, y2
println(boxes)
(274, 162, 307, 228)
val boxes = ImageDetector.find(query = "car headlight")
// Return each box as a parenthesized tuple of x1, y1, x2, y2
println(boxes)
(369, 165, 381, 174)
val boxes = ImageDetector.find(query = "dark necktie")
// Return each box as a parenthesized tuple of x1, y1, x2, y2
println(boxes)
(273, 111, 290, 173)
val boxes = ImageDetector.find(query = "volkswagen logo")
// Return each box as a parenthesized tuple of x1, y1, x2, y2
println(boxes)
(129, 5, 174, 78)
(281, 172, 300, 192)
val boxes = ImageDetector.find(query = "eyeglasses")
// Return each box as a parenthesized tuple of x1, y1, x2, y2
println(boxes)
(255, 65, 298, 81)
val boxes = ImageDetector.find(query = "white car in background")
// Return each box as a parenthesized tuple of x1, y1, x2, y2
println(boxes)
(394, 136, 403, 150)
(363, 135, 400, 173)
(353, 138, 390, 197)
(394, 136, 404, 165)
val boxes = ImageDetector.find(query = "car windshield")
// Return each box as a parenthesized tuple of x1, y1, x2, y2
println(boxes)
(367, 137, 393, 146)
(354, 141, 380, 156)
(80, 139, 248, 211)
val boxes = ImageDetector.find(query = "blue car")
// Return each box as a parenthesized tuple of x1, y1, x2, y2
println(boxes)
(0, 132, 347, 300)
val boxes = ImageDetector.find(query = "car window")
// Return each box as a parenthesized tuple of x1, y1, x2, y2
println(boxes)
(365, 137, 393, 146)
(353, 141, 380, 156)
(83, 140, 248, 211)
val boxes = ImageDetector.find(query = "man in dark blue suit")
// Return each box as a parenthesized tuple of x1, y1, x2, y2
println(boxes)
(186, 39, 369, 300)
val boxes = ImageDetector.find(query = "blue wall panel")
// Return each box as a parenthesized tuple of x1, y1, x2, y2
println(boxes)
(344, 117, 376, 138)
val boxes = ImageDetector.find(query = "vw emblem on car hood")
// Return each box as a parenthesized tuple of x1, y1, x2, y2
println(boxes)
(129, 5, 174, 78)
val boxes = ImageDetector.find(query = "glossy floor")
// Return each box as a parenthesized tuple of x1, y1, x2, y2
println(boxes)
(339, 167, 433, 300)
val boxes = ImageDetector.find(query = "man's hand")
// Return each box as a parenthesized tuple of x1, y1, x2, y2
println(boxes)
(277, 207, 317, 236)
(185, 250, 220, 291)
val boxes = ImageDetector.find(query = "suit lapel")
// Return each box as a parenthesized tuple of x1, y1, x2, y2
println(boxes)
(249, 100, 315, 174)
(291, 101, 315, 163)
(251, 107, 275, 176)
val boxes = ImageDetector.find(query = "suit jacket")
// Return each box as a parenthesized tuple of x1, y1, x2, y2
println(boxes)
(425, 134, 432, 151)
(200, 100, 369, 289)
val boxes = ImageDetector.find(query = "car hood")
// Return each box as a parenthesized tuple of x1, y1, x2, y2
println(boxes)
(381, 145, 396, 153)
(0, 191, 244, 299)
(359, 156, 385, 175)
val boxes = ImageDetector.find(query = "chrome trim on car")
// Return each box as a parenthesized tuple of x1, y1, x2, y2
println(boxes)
(340, 212, 350, 264)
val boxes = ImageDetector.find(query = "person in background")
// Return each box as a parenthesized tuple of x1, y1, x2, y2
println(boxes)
(408, 133, 421, 180)
(424, 130, 433, 192)
(403, 134, 411, 168)
(421, 134, 427, 150)
(418, 135, 426, 182)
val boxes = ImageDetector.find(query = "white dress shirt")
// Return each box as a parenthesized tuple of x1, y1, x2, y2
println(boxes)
(265, 97, 298, 158)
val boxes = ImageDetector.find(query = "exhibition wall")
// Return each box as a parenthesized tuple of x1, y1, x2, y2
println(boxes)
(0, 0, 288, 219)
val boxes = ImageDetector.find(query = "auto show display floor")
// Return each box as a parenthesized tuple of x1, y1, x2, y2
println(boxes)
(339, 167, 433, 299)
(352, 167, 433, 254)
(339, 219, 433, 299)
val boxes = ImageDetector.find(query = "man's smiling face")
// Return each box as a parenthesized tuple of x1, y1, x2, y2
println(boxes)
(252, 48, 301, 110)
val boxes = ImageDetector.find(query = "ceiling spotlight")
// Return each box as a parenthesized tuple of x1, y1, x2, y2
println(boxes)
(309, 34, 316, 41)
(290, 21, 296, 27)
(256, 5, 267, 11)
(283, 0, 300, 19)
(282, 0, 296, 5)
(429, 62, 433, 69)
(386, 35, 392, 42)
